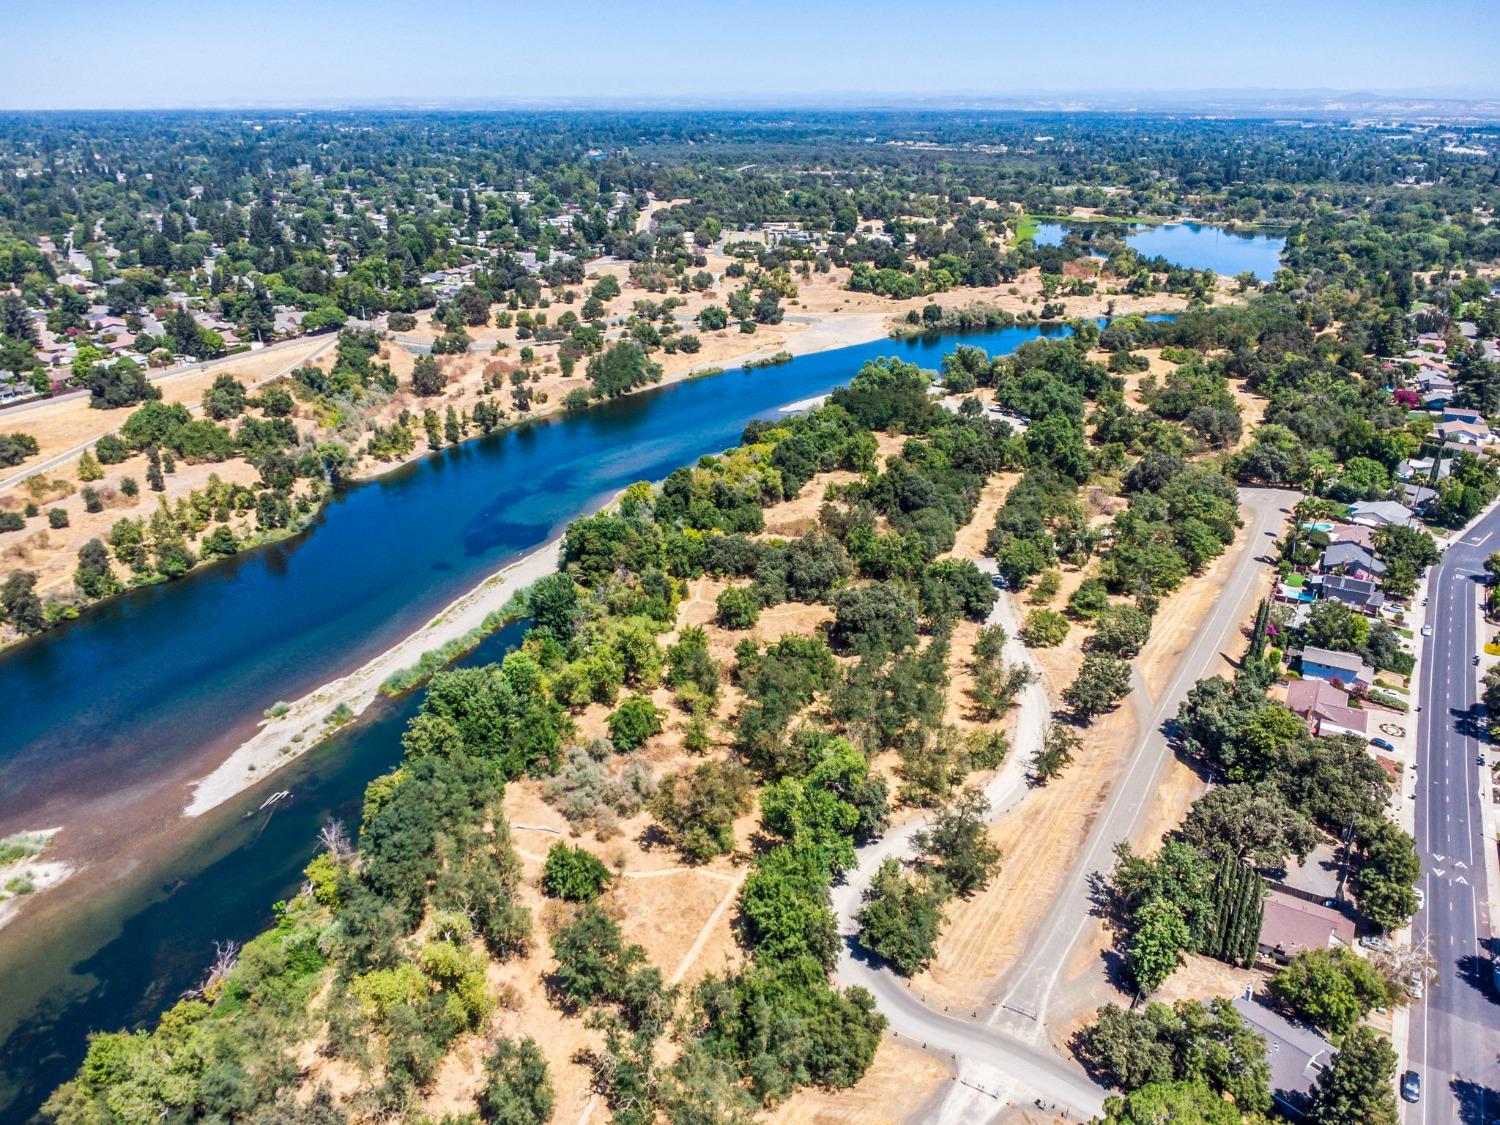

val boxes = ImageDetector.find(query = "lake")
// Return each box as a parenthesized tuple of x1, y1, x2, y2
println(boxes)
(0, 316, 1133, 1120)
(1031, 220, 1285, 280)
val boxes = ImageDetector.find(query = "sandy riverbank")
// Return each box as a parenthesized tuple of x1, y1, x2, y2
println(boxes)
(182, 536, 563, 817)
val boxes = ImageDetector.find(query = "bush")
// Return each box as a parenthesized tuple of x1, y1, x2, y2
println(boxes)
(47, 507, 69, 529)
(1019, 608, 1069, 647)
(542, 842, 612, 902)
(649, 759, 752, 862)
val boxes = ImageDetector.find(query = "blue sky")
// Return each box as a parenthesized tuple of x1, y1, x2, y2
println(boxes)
(5, 0, 1498, 109)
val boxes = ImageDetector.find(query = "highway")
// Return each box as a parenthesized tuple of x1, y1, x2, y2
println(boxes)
(1408, 504, 1500, 1124)
(832, 487, 1295, 1116)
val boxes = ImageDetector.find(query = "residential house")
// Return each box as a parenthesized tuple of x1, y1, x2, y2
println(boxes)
(1318, 574, 1385, 615)
(1299, 646, 1374, 689)
(1434, 419, 1494, 446)
(1258, 888, 1357, 963)
(1326, 523, 1376, 550)
(1318, 541, 1386, 580)
(1347, 500, 1417, 529)
(1232, 993, 1332, 1119)
(1402, 483, 1437, 513)
(1442, 406, 1485, 424)
(1284, 679, 1369, 739)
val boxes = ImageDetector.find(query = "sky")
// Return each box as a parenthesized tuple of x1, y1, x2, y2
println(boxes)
(5, 0, 1499, 110)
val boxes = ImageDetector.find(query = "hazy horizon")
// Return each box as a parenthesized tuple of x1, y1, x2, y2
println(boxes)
(6, 0, 1499, 112)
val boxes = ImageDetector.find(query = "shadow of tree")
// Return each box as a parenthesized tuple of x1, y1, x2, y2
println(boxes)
(1450, 1077, 1500, 1125)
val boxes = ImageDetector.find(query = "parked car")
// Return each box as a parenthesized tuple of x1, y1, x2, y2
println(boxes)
(1359, 934, 1390, 951)
(1371, 737, 1396, 751)
(1422, 624, 1433, 636)
(1402, 1070, 1421, 1103)
(1415, 887, 1426, 911)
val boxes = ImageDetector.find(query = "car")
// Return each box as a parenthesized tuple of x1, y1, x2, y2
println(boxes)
(1371, 737, 1396, 751)
(1422, 624, 1433, 636)
(1423, 597, 1429, 606)
(1480, 754, 1488, 766)
(1415, 887, 1425, 911)
(1360, 934, 1390, 951)
(1402, 1070, 1421, 1103)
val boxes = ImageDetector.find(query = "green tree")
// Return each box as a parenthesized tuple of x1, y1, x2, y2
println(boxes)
(542, 841, 612, 903)
(411, 354, 447, 396)
(649, 759, 752, 862)
(1019, 608, 1070, 647)
(1270, 947, 1388, 1037)
(608, 692, 664, 752)
(856, 858, 949, 975)
(1, 570, 44, 634)
(1127, 898, 1190, 993)
(1352, 818, 1420, 934)
(913, 786, 1001, 897)
(1064, 651, 1132, 719)
(480, 1036, 554, 1125)
(1309, 1025, 1398, 1125)
(74, 538, 120, 599)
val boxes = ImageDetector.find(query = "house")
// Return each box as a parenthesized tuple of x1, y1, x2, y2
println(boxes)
(1299, 646, 1374, 689)
(1442, 406, 1485, 424)
(1422, 389, 1456, 409)
(1347, 500, 1417, 529)
(1318, 574, 1385, 615)
(1403, 483, 1437, 512)
(1434, 420, 1494, 446)
(1319, 541, 1386, 580)
(1284, 679, 1369, 738)
(1232, 993, 1332, 1119)
(1258, 888, 1357, 963)
(1326, 523, 1376, 550)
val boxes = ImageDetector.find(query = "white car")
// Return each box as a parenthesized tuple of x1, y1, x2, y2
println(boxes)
(1415, 887, 1426, 911)
(1421, 624, 1433, 636)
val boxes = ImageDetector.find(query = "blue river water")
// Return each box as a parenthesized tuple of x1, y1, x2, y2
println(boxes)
(1031, 220, 1285, 280)
(0, 318, 1122, 1119)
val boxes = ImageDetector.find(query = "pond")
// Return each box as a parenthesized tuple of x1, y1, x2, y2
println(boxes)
(1030, 220, 1285, 280)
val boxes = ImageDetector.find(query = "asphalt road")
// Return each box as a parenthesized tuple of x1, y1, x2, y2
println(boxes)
(988, 487, 1296, 1029)
(832, 487, 1296, 1115)
(1408, 507, 1500, 1124)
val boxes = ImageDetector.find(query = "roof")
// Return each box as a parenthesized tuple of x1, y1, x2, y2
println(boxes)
(1347, 500, 1416, 527)
(1301, 646, 1372, 677)
(1326, 523, 1376, 549)
(1283, 680, 1368, 735)
(1232, 994, 1332, 1116)
(1320, 573, 1384, 608)
(1320, 541, 1386, 575)
(1259, 889, 1357, 958)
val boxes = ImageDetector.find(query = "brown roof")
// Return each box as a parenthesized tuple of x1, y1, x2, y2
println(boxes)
(1327, 523, 1375, 549)
(1259, 891, 1356, 959)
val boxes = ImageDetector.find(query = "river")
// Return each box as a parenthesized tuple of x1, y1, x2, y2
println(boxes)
(1031, 220, 1285, 280)
(0, 316, 1167, 1119)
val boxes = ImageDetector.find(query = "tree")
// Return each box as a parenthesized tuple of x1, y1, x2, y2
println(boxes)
(1098, 1080, 1246, 1125)
(201, 373, 246, 420)
(480, 1036, 554, 1125)
(411, 354, 447, 396)
(85, 360, 160, 410)
(74, 538, 120, 599)
(1303, 600, 1368, 652)
(1308, 1025, 1398, 1125)
(1179, 783, 1319, 868)
(587, 341, 662, 399)
(542, 842, 612, 902)
(829, 583, 918, 654)
(1019, 608, 1070, 647)
(0, 431, 39, 467)
(608, 692, 664, 752)
(1034, 721, 1081, 781)
(1353, 818, 1420, 933)
(650, 759, 752, 862)
(1092, 604, 1153, 658)
(1126, 898, 1190, 993)
(1, 570, 44, 634)
(1270, 947, 1389, 1036)
(1064, 651, 1132, 719)
(913, 786, 1001, 897)
(715, 585, 761, 630)
(856, 858, 949, 975)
